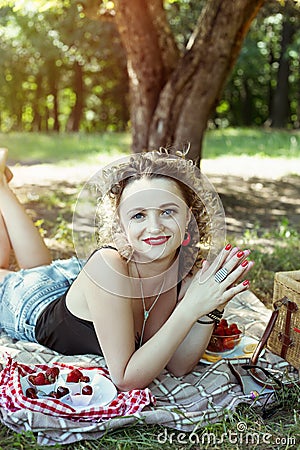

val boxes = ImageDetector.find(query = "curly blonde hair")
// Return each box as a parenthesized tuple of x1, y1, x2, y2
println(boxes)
(93, 150, 225, 276)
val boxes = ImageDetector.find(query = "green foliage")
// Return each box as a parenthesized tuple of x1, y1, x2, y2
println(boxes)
(232, 218, 300, 306)
(34, 218, 47, 238)
(1, 1, 300, 134)
(216, 1, 300, 128)
(0, 2, 128, 133)
(165, 0, 205, 49)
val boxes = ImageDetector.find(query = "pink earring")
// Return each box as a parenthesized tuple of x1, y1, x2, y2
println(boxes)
(182, 231, 191, 246)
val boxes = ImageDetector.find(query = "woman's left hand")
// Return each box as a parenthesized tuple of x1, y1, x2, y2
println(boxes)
(196, 245, 254, 309)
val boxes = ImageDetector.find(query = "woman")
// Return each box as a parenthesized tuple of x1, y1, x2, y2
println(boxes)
(0, 148, 253, 390)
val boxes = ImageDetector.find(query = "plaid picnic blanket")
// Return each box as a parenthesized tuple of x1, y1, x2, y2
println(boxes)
(0, 290, 282, 446)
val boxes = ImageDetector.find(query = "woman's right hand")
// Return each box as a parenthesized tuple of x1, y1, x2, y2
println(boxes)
(182, 244, 254, 322)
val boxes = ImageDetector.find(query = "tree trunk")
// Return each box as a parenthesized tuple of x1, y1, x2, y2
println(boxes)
(114, 0, 179, 152)
(114, 0, 264, 164)
(32, 73, 43, 132)
(48, 61, 60, 132)
(52, 86, 60, 132)
(241, 78, 253, 126)
(66, 61, 84, 132)
(271, 16, 294, 128)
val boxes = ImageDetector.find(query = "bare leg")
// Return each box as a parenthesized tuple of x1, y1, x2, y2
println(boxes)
(0, 212, 11, 268)
(0, 148, 52, 269)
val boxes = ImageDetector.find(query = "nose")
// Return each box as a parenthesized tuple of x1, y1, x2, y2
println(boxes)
(146, 211, 163, 233)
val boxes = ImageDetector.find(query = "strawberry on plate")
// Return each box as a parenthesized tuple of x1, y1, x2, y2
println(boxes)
(33, 372, 49, 385)
(66, 369, 84, 383)
(45, 367, 60, 383)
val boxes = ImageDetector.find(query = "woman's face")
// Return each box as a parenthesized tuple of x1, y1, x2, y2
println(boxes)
(118, 177, 191, 263)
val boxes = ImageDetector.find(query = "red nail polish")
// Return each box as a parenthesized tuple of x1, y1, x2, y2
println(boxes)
(243, 280, 250, 286)
(237, 251, 244, 258)
(225, 244, 232, 251)
(241, 260, 249, 267)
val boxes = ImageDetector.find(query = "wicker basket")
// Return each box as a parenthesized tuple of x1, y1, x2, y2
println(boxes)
(267, 270, 300, 369)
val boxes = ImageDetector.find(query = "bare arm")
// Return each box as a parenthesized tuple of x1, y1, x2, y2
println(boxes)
(166, 321, 214, 376)
(79, 247, 251, 390)
(81, 264, 196, 390)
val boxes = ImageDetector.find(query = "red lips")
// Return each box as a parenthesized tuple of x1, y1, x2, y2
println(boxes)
(143, 236, 170, 246)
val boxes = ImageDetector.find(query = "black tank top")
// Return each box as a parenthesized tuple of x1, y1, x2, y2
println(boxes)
(35, 247, 116, 356)
(35, 288, 103, 356)
(35, 247, 182, 356)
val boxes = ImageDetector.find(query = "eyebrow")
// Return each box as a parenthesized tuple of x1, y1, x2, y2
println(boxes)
(127, 202, 181, 216)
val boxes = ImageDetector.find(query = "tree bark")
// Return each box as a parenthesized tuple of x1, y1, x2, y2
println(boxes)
(48, 61, 60, 132)
(32, 73, 43, 132)
(271, 15, 294, 128)
(114, 0, 179, 152)
(114, 0, 264, 163)
(66, 61, 84, 132)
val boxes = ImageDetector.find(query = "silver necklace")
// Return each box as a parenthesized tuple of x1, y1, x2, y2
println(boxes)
(135, 263, 165, 348)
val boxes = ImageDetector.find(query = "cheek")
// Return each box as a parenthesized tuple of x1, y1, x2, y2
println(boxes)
(168, 216, 186, 232)
(125, 220, 141, 238)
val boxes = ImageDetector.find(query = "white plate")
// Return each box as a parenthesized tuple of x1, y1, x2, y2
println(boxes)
(200, 336, 262, 365)
(21, 368, 117, 411)
(59, 370, 117, 411)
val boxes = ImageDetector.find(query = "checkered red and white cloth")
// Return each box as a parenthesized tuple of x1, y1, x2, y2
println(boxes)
(0, 357, 155, 422)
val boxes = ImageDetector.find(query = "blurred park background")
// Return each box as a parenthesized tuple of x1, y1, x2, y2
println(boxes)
(0, 0, 300, 307)
(1, 1, 300, 144)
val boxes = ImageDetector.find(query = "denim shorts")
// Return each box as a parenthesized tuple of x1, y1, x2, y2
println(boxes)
(0, 257, 83, 343)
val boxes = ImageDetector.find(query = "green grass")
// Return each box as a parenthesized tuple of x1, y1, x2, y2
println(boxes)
(230, 218, 300, 307)
(0, 385, 299, 449)
(1, 127, 299, 165)
(202, 127, 300, 159)
(0, 131, 131, 165)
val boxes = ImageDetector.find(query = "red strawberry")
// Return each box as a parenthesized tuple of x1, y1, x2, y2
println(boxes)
(33, 372, 48, 385)
(28, 375, 36, 385)
(46, 367, 60, 383)
(224, 337, 235, 350)
(66, 369, 83, 383)
(80, 375, 90, 383)
(56, 386, 69, 398)
(26, 387, 38, 399)
(82, 385, 93, 395)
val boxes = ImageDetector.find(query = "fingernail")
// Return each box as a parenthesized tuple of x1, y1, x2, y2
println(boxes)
(225, 244, 232, 251)
(241, 260, 249, 267)
(237, 251, 244, 258)
(243, 280, 250, 286)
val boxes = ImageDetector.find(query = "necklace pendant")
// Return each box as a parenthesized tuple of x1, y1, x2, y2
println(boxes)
(144, 310, 149, 320)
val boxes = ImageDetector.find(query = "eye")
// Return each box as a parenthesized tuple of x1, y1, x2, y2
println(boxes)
(161, 208, 176, 216)
(131, 212, 145, 221)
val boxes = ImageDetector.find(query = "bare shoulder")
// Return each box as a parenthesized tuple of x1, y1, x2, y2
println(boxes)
(86, 247, 128, 272)
(78, 247, 132, 298)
